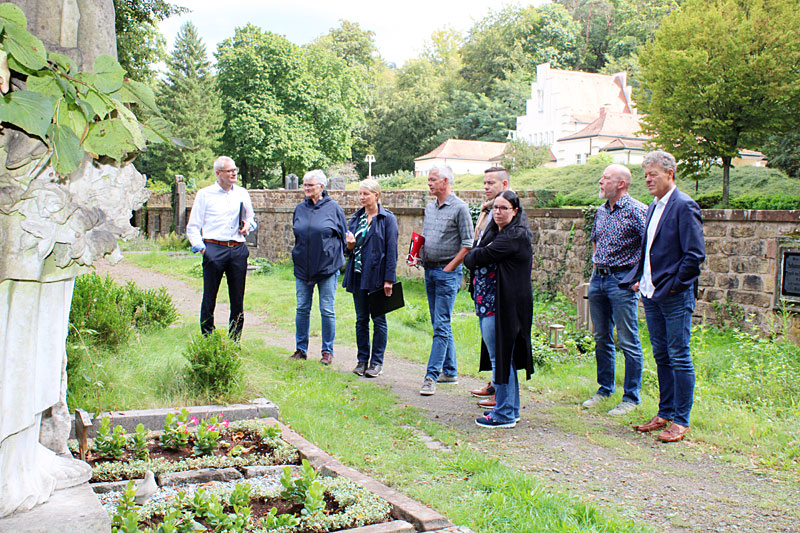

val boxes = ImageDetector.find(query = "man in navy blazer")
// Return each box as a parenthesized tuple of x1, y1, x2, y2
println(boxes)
(619, 150, 705, 443)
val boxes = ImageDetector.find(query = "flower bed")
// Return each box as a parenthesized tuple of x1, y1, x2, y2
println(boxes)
(70, 412, 299, 482)
(104, 461, 392, 532)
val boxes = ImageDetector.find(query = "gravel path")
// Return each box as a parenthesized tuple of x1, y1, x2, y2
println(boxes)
(96, 257, 800, 532)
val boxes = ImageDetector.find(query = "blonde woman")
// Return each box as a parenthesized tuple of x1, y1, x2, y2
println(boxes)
(342, 179, 398, 377)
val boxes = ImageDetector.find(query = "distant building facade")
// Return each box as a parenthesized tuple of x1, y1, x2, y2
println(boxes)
(414, 139, 507, 176)
(514, 63, 641, 167)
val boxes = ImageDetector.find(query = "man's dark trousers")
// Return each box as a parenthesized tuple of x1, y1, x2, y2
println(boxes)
(201, 242, 249, 340)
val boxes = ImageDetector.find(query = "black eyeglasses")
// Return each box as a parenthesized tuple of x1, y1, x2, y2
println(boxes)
(220, 168, 238, 173)
(495, 206, 515, 211)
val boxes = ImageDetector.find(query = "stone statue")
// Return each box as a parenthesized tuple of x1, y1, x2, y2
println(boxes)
(0, 0, 149, 517)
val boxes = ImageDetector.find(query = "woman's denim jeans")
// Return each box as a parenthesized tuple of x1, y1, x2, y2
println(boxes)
(295, 272, 338, 355)
(479, 315, 519, 423)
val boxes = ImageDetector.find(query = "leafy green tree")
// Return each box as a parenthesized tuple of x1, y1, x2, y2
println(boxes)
(216, 25, 365, 186)
(311, 19, 379, 69)
(638, 0, 800, 204)
(113, 0, 187, 84)
(459, 4, 581, 93)
(761, 132, 800, 178)
(502, 139, 551, 171)
(138, 22, 222, 187)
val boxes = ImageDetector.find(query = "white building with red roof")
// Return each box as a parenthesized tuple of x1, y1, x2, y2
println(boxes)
(515, 63, 643, 166)
(413, 139, 508, 176)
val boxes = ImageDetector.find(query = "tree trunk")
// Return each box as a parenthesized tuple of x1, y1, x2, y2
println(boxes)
(722, 156, 731, 206)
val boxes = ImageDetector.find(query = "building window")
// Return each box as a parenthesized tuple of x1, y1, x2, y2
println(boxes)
(576, 154, 582, 164)
(537, 89, 544, 112)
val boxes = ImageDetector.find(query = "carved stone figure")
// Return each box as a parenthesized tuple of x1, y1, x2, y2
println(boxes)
(0, 0, 149, 517)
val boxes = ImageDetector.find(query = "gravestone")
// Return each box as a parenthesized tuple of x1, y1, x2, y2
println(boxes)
(327, 176, 346, 190)
(285, 173, 299, 190)
(0, 0, 147, 524)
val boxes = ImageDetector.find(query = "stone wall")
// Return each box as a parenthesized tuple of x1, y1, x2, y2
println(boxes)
(138, 190, 800, 331)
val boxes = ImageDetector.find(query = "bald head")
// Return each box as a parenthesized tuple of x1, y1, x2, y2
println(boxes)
(598, 164, 632, 204)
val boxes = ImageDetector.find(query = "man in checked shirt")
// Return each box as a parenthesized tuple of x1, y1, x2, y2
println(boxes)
(581, 164, 647, 416)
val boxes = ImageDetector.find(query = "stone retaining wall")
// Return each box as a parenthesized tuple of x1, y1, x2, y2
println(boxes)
(138, 190, 800, 331)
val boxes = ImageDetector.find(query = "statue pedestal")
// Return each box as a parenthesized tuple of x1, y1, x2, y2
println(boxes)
(0, 483, 109, 533)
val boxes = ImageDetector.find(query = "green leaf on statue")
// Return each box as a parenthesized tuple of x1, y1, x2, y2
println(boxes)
(92, 54, 125, 93)
(142, 116, 172, 144)
(81, 88, 112, 120)
(2, 22, 48, 71)
(83, 118, 137, 160)
(0, 90, 55, 139)
(110, 79, 158, 112)
(26, 73, 63, 98)
(50, 124, 83, 175)
(0, 3, 27, 28)
(56, 98, 89, 139)
(112, 100, 146, 150)
(48, 52, 77, 74)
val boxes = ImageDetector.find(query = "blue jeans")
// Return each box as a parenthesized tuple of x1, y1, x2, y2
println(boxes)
(642, 289, 696, 427)
(588, 269, 644, 404)
(295, 272, 338, 355)
(424, 265, 461, 380)
(480, 315, 519, 423)
(352, 276, 388, 366)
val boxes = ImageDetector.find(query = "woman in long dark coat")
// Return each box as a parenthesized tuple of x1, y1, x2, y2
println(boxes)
(464, 190, 533, 428)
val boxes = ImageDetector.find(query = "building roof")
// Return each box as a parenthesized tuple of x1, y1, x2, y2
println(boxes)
(542, 64, 635, 122)
(600, 138, 649, 152)
(414, 139, 508, 162)
(558, 109, 648, 142)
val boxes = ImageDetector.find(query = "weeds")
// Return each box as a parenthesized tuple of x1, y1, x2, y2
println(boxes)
(183, 331, 243, 399)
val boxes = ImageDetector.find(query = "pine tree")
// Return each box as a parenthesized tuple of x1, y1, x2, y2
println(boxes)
(142, 22, 223, 187)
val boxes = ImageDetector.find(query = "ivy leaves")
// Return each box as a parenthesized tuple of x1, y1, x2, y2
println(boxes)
(0, 3, 168, 175)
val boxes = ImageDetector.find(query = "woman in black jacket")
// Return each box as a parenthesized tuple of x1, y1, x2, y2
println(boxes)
(342, 179, 398, 378)
(464, 190, 534, 428)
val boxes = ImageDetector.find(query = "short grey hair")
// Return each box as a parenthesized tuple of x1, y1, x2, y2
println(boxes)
(213, 156, 235, 172)
(359, 178, 381, 196)
(303, 169, 327, 187)
(430, 164, 454, 184)
(642, 150, 677, 174)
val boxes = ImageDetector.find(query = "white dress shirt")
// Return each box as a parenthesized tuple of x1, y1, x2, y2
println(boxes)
(639, 185, 676, 298)
(186, 182, 256, 249)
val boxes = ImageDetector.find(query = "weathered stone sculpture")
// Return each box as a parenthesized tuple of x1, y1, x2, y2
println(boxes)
(0, 0, 149, 517)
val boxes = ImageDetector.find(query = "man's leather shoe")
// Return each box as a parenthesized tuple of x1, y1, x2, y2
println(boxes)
(320, 351, 333, 365)
(657, 423, 689, 442)
(477, 395, 496, 408)
(633, 416, 670, 432)
(470, 382, 495, 398)
(290, 349, 306, 360)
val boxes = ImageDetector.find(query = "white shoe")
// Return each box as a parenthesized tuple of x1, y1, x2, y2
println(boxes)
(581, 393, 607, 409)
(608, 401, 637, 416)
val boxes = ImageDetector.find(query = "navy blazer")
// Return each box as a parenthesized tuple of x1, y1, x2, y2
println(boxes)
(619, 188, 705, 301)
(342, 205, 398, 293)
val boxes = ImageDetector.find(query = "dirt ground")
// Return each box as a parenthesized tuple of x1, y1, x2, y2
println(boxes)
(96, 258, 800, 532)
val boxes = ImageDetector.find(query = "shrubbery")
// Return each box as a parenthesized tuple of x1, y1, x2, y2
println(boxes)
(69, 273, 178, 347)
(183, 330, 243, 398)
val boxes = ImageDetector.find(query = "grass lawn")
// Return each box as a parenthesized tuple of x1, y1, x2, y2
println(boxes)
(67, 254, 800, 531)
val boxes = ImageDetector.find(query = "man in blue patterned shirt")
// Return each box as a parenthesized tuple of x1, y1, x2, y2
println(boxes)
(582, 164, 647, 416)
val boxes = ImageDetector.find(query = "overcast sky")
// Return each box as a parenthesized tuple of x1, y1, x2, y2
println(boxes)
(158, 0, 546, 68)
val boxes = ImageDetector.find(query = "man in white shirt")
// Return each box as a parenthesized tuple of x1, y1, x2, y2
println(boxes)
(186, 156, 256, 340)
(619, 150, 705, 443)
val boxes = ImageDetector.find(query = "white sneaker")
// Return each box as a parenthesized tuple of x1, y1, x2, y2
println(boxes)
(419, 377, 436, 396)
(581, 393, 607, 409)
(608, 401, 637, 416)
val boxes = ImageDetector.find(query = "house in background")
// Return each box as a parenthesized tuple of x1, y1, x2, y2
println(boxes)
(414, 139, 507, 176)
(513, 63, 638, 167)
(557, 107, 650, 166)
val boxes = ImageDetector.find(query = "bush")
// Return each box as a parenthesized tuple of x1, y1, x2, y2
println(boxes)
(694, 192, 723, 209)
(155, 231, 190, 251)
(69, 273, 178, 347)
(183, 330, 243, 397)
(729, 194, 800, 210)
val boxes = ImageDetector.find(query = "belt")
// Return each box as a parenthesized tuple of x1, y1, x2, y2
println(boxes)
(204, 239, 243, 247)
(424, 259, 453, 268)
(594, 265, 633, 275)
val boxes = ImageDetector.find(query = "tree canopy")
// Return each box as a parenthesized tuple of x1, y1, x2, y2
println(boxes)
(638, 0, 800, 204)
(138, 22, 223, 187)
